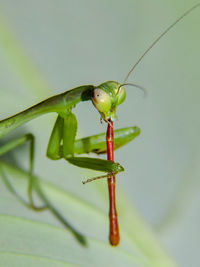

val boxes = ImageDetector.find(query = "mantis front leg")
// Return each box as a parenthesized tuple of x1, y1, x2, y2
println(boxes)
(47, 112, 140, 179)
(47, 112, 124, 177)
(0, 134, 46, 210)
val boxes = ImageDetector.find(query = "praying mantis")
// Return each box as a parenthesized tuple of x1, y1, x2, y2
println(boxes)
(0, 3, 199, 247)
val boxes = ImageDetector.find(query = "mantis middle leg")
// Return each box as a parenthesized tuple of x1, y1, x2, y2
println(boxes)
(0, 134, 46, 210)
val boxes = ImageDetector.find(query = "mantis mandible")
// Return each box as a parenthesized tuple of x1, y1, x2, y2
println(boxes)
(0, 3, 199, 246)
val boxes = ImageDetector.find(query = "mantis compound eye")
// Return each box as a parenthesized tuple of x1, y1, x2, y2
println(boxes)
(92, 88, 112, 115)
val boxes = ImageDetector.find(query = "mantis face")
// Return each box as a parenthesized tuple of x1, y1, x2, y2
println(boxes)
(91, 81, 126, 122)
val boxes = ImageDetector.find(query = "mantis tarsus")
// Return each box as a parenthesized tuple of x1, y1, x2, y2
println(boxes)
(0, 3, 199, 246)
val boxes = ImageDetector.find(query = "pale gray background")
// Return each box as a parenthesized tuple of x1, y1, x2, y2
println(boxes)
(0, 1, 200, 266)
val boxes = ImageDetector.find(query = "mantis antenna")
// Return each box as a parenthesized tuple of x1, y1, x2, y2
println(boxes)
(124, 3, 200, 83)
(118, 83, 147, 96)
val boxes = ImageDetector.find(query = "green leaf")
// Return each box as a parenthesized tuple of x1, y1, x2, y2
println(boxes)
(0, 160, 177, 267)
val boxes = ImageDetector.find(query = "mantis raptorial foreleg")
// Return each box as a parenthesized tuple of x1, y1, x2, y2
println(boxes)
(0, 134, 46, 210)
(47, 112, 126, 177)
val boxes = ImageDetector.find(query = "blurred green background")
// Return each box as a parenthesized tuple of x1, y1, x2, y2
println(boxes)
(0, 0, 200, 266)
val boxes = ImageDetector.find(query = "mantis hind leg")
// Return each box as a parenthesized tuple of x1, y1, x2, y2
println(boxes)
(0, 134, 46, 211)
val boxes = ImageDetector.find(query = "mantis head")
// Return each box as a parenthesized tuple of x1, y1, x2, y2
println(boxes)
(91, 81, 126, 122)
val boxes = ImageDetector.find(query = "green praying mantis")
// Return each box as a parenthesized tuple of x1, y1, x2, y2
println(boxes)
(0, 3, 199, 246)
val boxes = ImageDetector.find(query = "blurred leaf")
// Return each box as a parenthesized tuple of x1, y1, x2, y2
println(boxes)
(0, 160, 177, 267)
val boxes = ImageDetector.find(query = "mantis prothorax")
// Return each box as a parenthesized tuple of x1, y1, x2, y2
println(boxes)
(0, 3, 199, 246)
